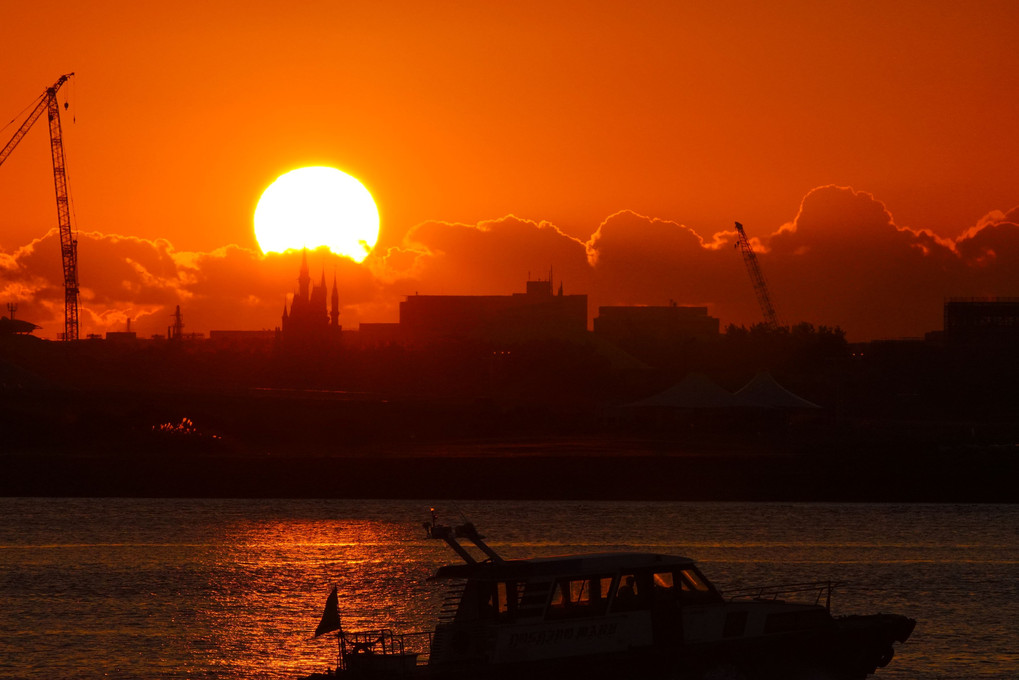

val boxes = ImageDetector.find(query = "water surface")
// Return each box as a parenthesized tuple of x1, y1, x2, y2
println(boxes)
(1, 500, 1016, 679)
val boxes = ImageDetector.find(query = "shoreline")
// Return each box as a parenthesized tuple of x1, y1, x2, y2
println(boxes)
(3, 439, 1014, 502)
(3, 381, 1016, 503)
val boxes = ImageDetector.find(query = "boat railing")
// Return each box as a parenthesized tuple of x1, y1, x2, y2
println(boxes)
(340, 629, 434, 667)
(722, 581, 846, 610)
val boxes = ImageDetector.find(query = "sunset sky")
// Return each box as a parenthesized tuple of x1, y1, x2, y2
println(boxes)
(2, 0, 1018, 341)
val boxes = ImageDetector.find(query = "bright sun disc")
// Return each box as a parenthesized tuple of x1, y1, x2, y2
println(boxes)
(254, 166, 380, 262)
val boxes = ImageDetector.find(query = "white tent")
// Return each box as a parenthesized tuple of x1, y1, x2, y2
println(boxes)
(625, 372, 741, 409)
(734, 372, 820, 409)
(625, 371, 821, 410)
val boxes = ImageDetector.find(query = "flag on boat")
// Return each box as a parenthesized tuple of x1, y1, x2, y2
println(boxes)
(314, 586, 342, 637)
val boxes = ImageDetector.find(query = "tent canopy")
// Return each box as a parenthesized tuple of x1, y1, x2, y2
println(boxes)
(735, 372, 820, 409)
(626, 371, 820, 410)
(626, 372, 741, 409)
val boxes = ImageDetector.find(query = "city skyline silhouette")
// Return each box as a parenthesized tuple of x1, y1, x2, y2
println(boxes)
(3, 3, 1019, 341)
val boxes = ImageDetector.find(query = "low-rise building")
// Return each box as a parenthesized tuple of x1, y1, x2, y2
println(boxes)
(399, 278, 586, 344)
(944, 297, 1019, 346)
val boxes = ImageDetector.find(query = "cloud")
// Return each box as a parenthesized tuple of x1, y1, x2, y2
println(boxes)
(382, 188, 1019, 340)
(584, 210, 747, 316)
(4, 187, 1019, 341)
(954, 215, 1019, 290)
(761, 187, 953, 337)
(399, 215, 591, 293)
(0, 232, 385, 339)
(356, 215, 594, 323)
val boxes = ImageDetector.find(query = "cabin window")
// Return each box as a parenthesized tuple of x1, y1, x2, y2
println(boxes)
(476, 581, 520, 620)
(612, 573, 644, 611)
(679, 568, 711, 593)
(653, 571, 678, 604)
(497, 581, 518, 617)
(548, 576, 612, 618)
(678, 568, 718, 603)
(477, 584, 498, 619)
(517, 581, 551, 617)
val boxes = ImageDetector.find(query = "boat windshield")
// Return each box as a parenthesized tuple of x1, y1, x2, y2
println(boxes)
(654, 571, 675, 590)
(611, 566, 719, 611)
(652, 570, 681, 605)
(680, 568, 711, 593)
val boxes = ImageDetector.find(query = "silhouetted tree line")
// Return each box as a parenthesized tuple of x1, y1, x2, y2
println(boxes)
(4, 318, 1019, 456)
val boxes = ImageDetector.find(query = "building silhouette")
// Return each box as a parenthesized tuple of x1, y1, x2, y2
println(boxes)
(281, 250, 341, 347)
(1, 304, 39, 336)
(944, 297, 1019, 347)
(398, 276, 586, 345)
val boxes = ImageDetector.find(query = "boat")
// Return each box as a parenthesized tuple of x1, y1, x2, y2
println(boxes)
(302, 513, 914, 680)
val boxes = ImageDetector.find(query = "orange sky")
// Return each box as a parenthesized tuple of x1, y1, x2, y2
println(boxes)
(2, 0, 1018, 341)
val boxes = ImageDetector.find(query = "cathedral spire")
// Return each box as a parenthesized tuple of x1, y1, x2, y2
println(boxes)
(330, 272, 340, 327)
(298, 248, 311, 301)
(283, 253, 332, 347)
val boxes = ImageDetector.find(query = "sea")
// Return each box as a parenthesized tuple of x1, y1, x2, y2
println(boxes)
(1, 499, 1016, 680)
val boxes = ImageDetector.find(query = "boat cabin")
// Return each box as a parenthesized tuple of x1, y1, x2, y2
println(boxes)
(433, 553, 723, 624)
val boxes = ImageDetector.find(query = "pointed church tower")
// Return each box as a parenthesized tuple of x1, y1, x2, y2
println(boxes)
(310, 269, 327, 322)
(281, 252, 333, 348)
(330, 273, 340, 327)
(298, 249, 311, 302)
(319, 270, 327, 314)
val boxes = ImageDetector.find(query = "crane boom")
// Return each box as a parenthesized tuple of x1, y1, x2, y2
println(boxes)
(0, 73, 79, 340)
(734, 221, 780, 329)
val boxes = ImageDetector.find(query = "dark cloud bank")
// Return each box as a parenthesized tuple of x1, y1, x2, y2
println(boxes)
(2, 186, 1017, 341)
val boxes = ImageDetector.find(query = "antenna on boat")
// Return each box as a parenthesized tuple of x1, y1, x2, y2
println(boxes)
(424, 508, 505, 565)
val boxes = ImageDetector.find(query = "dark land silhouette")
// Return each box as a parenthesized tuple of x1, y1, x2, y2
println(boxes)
(1, 323, 1016, 502)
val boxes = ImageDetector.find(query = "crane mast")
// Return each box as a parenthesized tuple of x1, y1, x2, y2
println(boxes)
(0, 73, 79, 340)
(734, 221, 780, 329)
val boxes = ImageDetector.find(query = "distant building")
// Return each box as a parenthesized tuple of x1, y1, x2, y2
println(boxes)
(0, 303, 38, 335)
(398, 277, 587, 344)
(208, 330, 276, 348)
(105, 331, 138, 343)
(0, 316, 40, 335)
(354, 323, 402, 347)
(281, 250, 341, 347)
(593, 303, 720, 346)
(944, 297, 1019, 346)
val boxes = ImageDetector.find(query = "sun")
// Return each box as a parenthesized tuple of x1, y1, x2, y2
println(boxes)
(254, 166, 380, 262)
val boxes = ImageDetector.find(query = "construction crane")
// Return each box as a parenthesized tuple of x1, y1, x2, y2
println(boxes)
(734, 221, 780, 329)
(0, 73, 80, 340)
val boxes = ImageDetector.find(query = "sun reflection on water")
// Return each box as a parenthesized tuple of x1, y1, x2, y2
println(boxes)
(1, 499, 1016, 679)
(187, 516, 447, 677)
